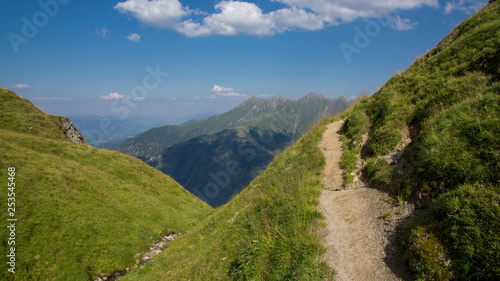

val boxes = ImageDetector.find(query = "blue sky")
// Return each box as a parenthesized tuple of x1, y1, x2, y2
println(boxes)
(0, 0, 487, 122)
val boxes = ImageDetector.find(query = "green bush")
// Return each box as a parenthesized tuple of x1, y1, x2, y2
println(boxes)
(341, 147, 358, 172)
(342, 109, 368, 143)
(404, 226, 453, 281)
(427, 184, 500, 280)
(366, 126, 401, 156)
(339, 101, 370, 185)
(365, 158, 393, 187)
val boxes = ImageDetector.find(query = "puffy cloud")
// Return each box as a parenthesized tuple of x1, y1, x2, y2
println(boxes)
(275, 0, 439, 23)
(116, 0, 440, 36)
(177, 1, 326, 36)
(213, 85, 235, 93)
(444, 0, 487, 15)
(212, 84, 247, 97)
(178, 1, 275, 36)
(114, 0, 191, 29)
(270, 7, 325, 31)
(126, 33, 141, 42)
(389, 15, 418, 31)
(12, 84, 31, 89)
(100, 92, 123, 100)
(271, 0, 437, 32)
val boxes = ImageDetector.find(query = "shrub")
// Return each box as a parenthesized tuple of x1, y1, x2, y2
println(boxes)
(366, 126, 401, 156)
(341, 147, 358, 172)
(405, 184, 500, 280)
(428, 184, 500, 280)
(365, 157, 393, 187)
(342, 109, 368, 143)
(404, 226, 453, 281)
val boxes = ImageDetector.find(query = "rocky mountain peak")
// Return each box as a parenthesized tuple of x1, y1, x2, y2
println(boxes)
(298, 92, 328, 102)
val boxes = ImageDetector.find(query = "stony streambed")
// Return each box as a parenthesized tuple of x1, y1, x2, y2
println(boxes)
(95, 232, 178, 281)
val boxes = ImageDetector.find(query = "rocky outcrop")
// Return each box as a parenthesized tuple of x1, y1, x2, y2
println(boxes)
(60, 117, 88, 145)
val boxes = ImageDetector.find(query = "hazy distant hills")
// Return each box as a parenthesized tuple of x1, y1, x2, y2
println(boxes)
(101, 93, 352, 207)
(68, 116, 162, 146)
(70, 112, 218, 146)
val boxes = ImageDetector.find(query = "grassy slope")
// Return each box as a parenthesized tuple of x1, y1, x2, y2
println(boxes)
(0, 88, 211, 280)
(340, 2, 499, 280)
(0, 88, 72, 141)
(119, 117, 345, 280)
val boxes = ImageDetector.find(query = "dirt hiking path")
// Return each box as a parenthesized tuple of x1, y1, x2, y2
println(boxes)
(318, 120, 410, 281)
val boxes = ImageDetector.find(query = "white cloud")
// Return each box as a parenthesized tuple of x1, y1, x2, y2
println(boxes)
(213, 85, 235, 93)
(33, 97, 72, 101)
(444, 2, 455, 14)
(114, 0, 191, 29)
(126, 33, 141, 42)
(12, 84, 31, 89)
(389, 15, 418, 31)
(116, 0, 440, 36)
(275, 0, 439, 22)
(100, 92, 145, 101)
(96, 26, 110, 38)
(444, 0, 487, 15)
(211, 84, 247, 97)
(100, 92, 123, 100)
(177, 1, 327, 36)
(177, 1, 275, 36)
(271, 7, 325, 31)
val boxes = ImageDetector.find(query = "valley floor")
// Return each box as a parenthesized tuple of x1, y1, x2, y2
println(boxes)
(318, 121, 414, 281)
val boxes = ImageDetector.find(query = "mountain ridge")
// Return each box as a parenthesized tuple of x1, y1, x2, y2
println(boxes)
(100, 93, 352, 207)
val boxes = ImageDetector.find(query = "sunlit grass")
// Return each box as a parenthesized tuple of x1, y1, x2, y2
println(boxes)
(0, 90, 212, 281)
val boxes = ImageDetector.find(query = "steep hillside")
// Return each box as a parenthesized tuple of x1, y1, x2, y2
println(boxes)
(101, 93, 351, 207)
(0, 89, 87, 144)
(0, 88, 211, 280)
(340, 2, 499, 280)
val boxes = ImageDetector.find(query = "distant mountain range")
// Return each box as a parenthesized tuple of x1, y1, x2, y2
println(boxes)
(70, 112, 218, 146)
(100, 93, 352, 207)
